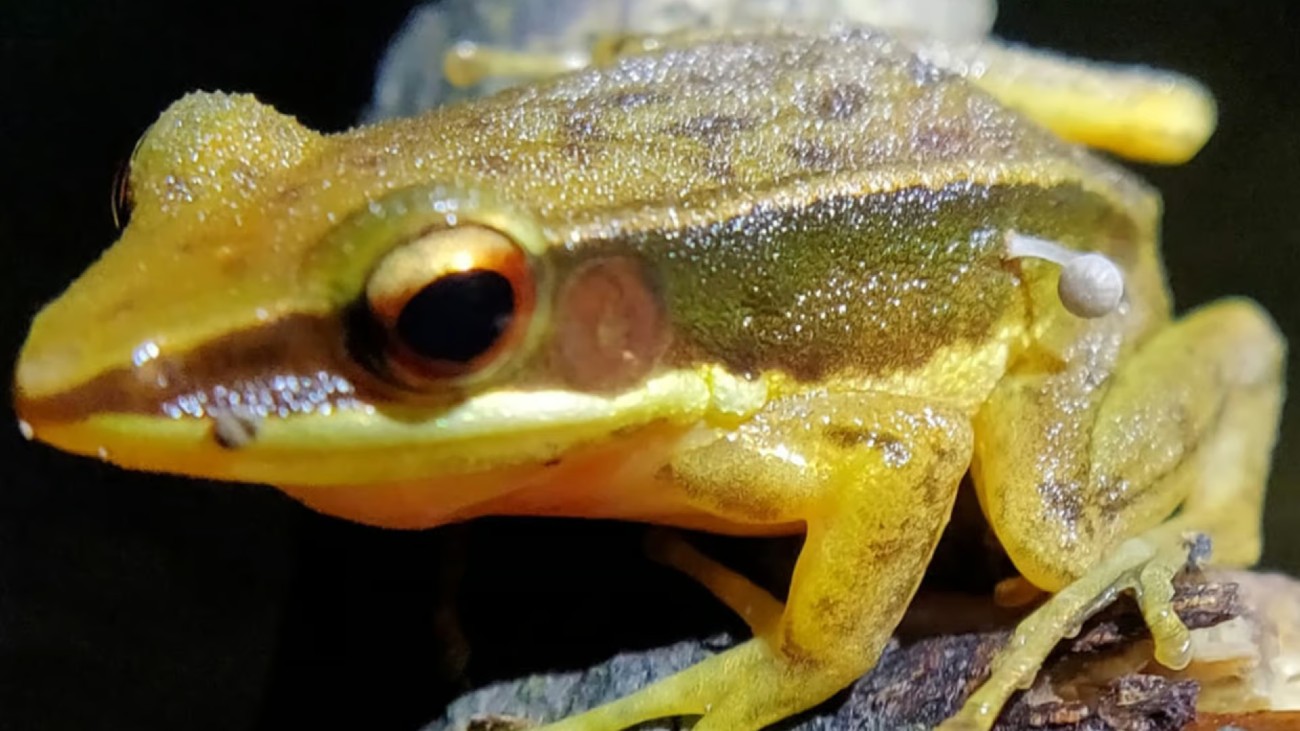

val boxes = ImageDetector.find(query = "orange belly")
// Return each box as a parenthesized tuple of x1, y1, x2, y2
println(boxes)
(275, 421, 803, 537)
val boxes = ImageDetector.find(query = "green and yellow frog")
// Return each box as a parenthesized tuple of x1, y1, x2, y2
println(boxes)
(12, 21, 1284, 731)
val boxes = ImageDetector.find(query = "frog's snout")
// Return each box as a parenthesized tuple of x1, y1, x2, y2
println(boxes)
(14, 322, 84, 410)
(13, 332, 105, 458)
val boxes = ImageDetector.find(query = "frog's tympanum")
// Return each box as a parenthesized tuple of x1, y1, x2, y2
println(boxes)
(13, 27, 1284, 731)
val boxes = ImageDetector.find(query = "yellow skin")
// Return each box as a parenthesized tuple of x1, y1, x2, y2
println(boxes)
(12, 27, 1285, 731)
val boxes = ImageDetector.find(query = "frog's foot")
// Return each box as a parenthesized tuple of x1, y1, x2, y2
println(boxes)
(442, 43, 590, 89)
(938, 530, 1203, 731)
(533, 636, 853, 731)
(530, 532, 826, 731)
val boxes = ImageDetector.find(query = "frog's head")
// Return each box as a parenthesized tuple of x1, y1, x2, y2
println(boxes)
(14, 93, 706, 501)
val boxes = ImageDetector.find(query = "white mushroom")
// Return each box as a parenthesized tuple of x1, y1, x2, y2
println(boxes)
(1005, 232, 1125, 318)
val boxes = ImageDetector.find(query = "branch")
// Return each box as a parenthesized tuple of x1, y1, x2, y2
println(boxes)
(427, 570, 1300, 731)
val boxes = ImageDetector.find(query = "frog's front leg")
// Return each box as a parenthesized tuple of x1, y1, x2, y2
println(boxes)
(538, 393, 972, 731)
(943, 299, 1284, 730)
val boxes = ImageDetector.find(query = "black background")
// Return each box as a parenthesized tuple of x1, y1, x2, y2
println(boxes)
(2, 2, 1298, 730)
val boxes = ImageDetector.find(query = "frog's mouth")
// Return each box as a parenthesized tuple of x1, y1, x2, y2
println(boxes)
(14, 368, 713, 489)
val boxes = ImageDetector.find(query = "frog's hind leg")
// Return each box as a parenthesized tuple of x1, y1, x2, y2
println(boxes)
(535, 394, 972, 731)
(943, 299, 1285, 730)
(441, 43, 590, 90)
(910, 38, 1218, 164)
(938, 531, 1203, 731)
(441, 33, 687, 91)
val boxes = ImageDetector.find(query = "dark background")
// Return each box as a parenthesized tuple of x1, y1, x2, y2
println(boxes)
(2, 2, 1297, 730)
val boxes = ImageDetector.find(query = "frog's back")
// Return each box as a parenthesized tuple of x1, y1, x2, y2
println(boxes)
(330, 30, 1163, 397)
(352, 29, 1154, 228)
(343, 30, 1164, 399)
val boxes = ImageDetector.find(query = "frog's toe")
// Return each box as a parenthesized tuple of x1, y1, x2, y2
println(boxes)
(1135, 544, 1194, 669)
(644, 528, 783, 635)
(939, 531, 1202, 731)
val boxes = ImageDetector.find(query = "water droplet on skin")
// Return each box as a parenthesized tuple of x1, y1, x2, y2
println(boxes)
(132, 340, 161, 366)
(17, 419, 34, 440)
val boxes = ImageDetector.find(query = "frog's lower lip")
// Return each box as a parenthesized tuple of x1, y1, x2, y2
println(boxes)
(16, 409, 563, 487)
(15, 370, 714, 487)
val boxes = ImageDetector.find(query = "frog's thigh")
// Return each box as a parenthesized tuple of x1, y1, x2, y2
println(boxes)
(943, 39, 1216, 164)
(540, 393, 972, 731)
(1104, 301, 1284, 565)
(977, 298, 1284, 589)
(945, 300, 1284, 731)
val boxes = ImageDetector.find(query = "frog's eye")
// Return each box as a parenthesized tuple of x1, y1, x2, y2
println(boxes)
(363, 225, 536, 386)
(110, 162, 134, 230)
(111, 130, 148, 230)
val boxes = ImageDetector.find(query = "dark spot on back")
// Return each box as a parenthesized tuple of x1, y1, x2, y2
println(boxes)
(559, 109, 611, 166)
(814, 82, 869, 121)
(561, 141, 593, 166)
(786, 140, 848, 171)
(703, 154, 734, 182)
(667, 114, 754, 143)
(608, 90, 667, 110)
(563, 109, 608, 143)
(467, 151, 514, 175)
(912, 118, 974, 158)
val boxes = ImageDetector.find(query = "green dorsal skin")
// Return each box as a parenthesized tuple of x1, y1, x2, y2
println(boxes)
(618, 182, 1138, 382)
(18, 28, 1159, 418)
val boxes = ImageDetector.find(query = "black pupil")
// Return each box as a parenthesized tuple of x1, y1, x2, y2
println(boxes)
(395, 270, 516, 364)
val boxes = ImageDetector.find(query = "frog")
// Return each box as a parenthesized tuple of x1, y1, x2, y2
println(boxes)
(12, 25, 1285, 731)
